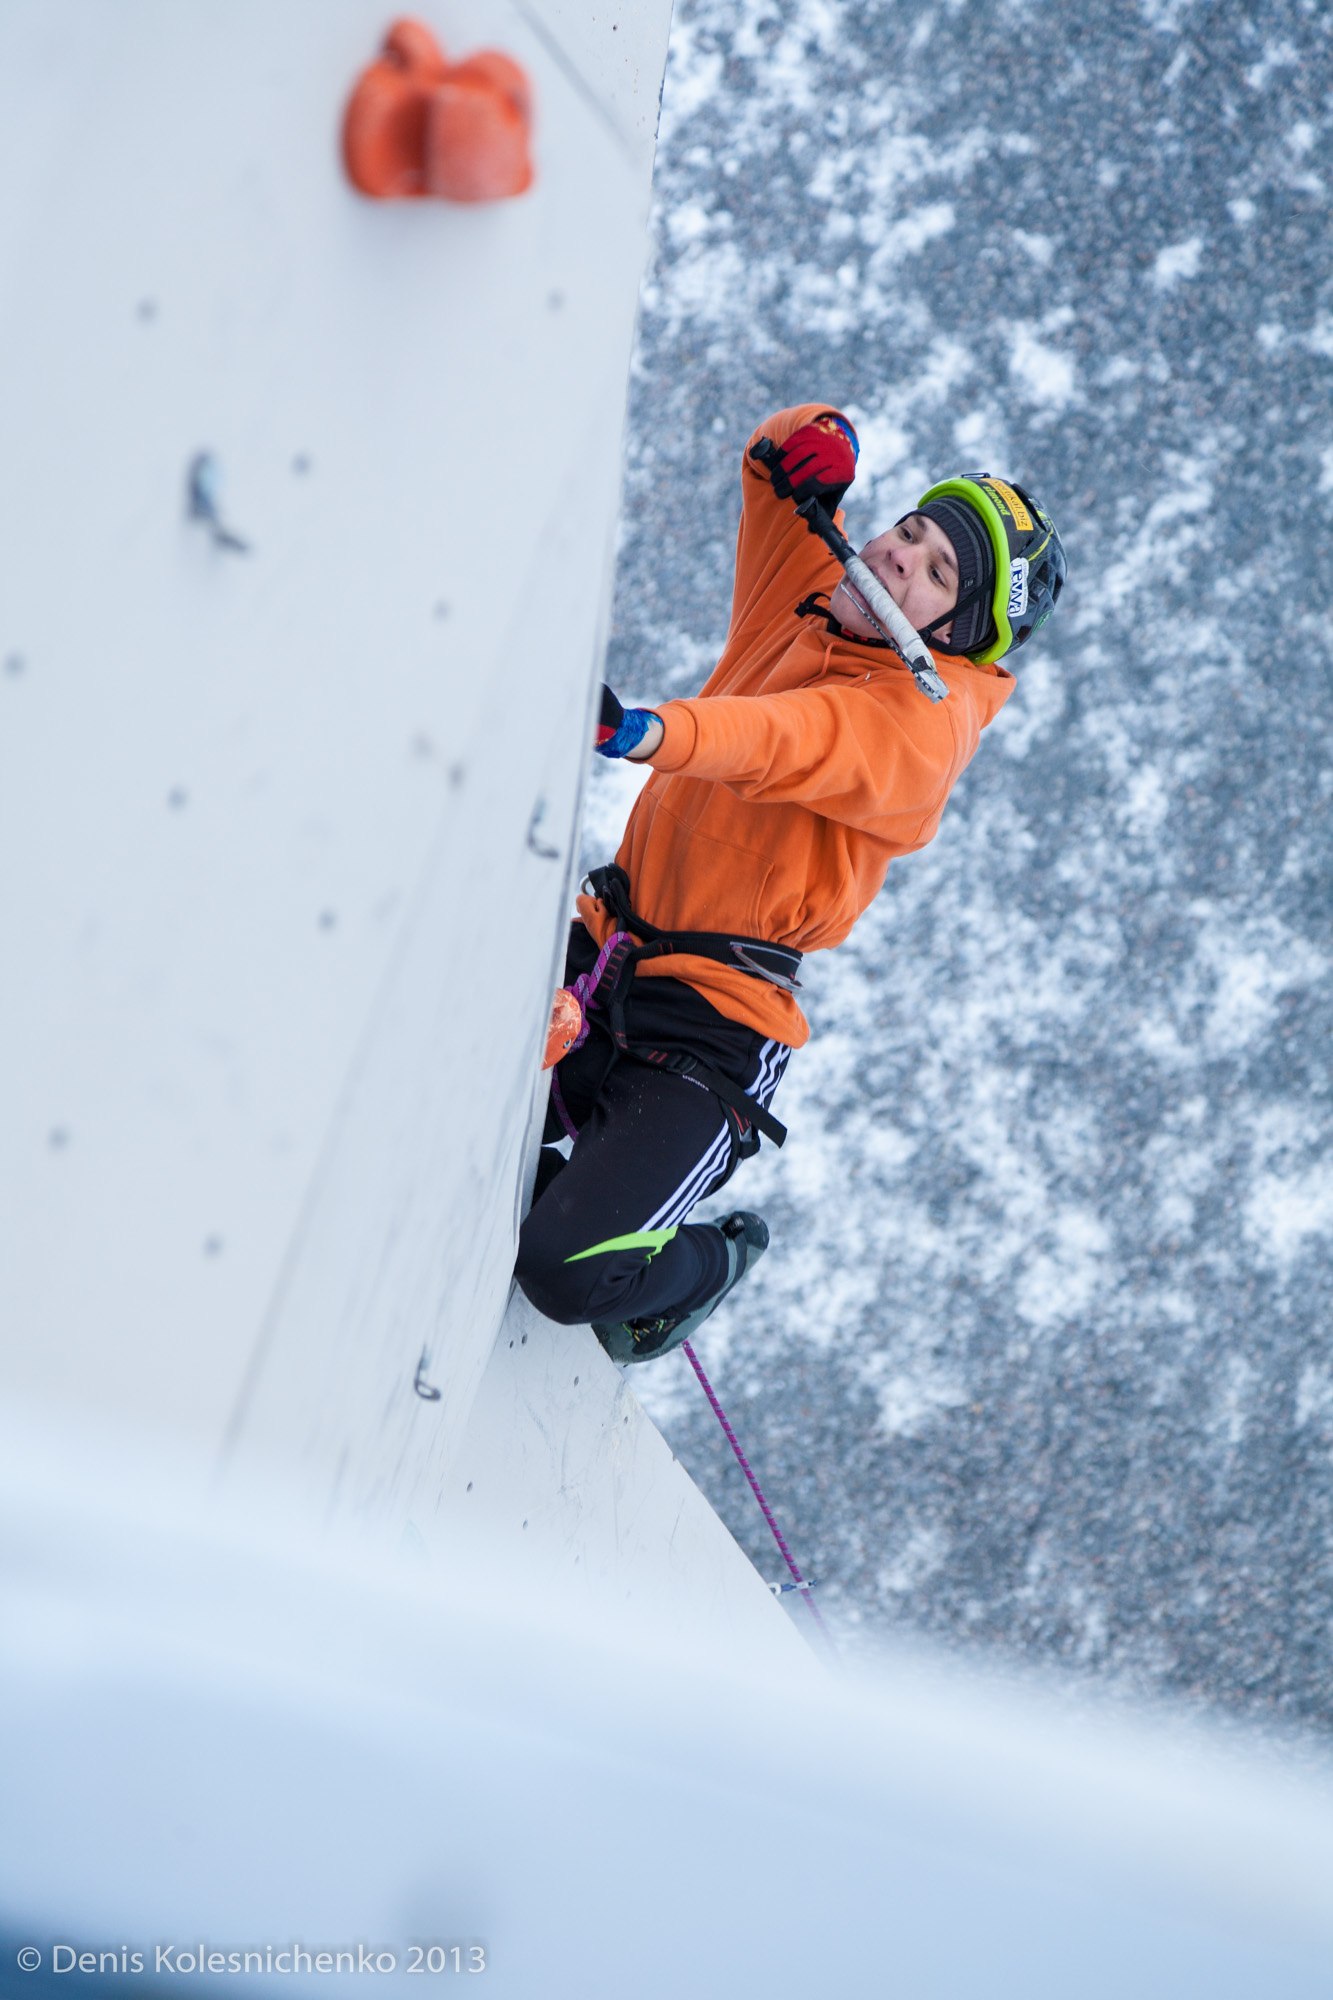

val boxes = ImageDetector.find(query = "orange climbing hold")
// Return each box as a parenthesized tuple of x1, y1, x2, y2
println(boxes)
(427, 52, 534, 203)
(341, 19, 448, 200)
(542, 988, 584, 1071)
(342, 19, 534, 204)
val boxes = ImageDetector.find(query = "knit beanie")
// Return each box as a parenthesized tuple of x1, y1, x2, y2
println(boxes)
(914, 497, 997, 655)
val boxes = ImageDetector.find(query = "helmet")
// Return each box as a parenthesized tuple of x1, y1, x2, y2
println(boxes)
(916, 474, 1067, 664)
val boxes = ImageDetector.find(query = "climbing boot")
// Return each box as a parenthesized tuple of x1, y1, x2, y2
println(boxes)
(593, 1211, 769, 1365)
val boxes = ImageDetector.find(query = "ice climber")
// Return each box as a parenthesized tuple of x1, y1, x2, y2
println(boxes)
(514, 404, 1067, 1362)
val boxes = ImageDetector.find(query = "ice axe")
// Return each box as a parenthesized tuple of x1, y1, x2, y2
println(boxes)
(749, 437, 949, 704)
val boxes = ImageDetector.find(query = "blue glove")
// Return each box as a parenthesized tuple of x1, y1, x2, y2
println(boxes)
(596, 683, 660, 760)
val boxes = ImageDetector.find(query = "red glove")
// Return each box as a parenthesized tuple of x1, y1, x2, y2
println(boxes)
(767, 413, 859, 507)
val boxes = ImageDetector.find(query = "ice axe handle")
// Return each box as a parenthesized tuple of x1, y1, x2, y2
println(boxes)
(749, 437, 949, 704)
(841, 554, 950, 704)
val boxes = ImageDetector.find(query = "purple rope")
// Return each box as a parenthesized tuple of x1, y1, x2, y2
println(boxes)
(565, 931, 629, 1049)
(681, 1338, 832, 1649)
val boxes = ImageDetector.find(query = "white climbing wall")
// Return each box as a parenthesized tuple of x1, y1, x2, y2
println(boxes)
(0, 0, 673, 1503)
(0, 0, 804, 1700)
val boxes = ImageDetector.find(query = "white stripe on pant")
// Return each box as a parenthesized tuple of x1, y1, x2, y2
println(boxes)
(640, 1041, 789, 1233)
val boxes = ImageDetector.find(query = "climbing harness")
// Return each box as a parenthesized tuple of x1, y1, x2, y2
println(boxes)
(549, 864, 797, 1151)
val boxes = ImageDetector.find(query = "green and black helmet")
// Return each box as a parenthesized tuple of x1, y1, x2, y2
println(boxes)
(913, 474, 1067, 664)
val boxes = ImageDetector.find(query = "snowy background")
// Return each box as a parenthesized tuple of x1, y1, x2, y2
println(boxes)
(583, 0, 1333, 1727)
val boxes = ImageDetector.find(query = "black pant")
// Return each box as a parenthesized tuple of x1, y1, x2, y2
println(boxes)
(514, 926, 791, 1328)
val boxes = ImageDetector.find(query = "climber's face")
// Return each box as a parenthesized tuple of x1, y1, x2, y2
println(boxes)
(831, 513, 958, 644)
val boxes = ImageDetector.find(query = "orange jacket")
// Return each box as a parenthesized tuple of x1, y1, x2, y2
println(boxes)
(576, 404, 1016, 1048)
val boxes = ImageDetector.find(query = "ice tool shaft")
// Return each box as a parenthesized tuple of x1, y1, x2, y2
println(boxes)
(751, 437, 949, 703)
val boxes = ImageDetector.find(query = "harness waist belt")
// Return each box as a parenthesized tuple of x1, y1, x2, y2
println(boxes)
(585, 865, 802, 993)
(583, 865, 795, 1147)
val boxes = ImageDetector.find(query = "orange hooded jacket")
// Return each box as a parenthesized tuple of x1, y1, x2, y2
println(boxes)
(575, 404, 1016, 1050)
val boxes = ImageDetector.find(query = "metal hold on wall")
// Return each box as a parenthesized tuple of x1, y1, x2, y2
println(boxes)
(186, 451, 250, 554)
(525, 795, 561, 860)
(413, 1348, 442, 1401)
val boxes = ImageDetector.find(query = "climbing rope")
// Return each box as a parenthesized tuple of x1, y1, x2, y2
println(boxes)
(681, 1339, 833, 1654)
